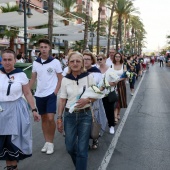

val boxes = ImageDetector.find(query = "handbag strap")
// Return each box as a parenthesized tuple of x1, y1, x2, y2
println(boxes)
(87, 75, 95, 122)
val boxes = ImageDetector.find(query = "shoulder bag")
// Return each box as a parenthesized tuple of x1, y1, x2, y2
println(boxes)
(87, 76, 101, 139)
(90, 106, 101, 140)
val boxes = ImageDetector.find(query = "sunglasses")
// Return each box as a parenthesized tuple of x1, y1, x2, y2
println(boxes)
(97, 58, 103, 61)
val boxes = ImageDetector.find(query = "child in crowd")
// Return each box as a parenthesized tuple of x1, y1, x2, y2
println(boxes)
(129, 65, 137, 96)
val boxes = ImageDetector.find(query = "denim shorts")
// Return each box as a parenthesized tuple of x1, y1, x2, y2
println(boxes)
(35, 93, 57, 115)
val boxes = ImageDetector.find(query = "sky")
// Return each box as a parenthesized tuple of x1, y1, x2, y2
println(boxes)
(133, 0, 170, 52)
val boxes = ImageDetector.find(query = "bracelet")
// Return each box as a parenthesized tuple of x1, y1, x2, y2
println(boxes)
(57, 115, 62, 119)
(32, 108, 37, 112)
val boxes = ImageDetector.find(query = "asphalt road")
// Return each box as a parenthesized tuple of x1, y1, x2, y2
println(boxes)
(1, 62, 170, 170)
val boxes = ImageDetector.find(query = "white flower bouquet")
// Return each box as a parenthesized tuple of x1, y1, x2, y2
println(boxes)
(106, 72, 120, 82)
(99, 72, 120, 89)
(69, 85, 105, 113)
(120, 71, 130, 78)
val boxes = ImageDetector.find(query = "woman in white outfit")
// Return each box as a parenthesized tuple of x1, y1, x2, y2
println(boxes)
(97, 54, 117, 134)
(111, 52, 127, 123)
(0, 49, 40, 170)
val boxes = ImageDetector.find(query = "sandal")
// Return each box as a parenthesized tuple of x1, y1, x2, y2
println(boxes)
(92, 139, 99, 149)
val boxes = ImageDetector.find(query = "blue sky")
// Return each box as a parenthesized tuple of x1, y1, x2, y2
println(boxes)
(134, 0, 170, 52)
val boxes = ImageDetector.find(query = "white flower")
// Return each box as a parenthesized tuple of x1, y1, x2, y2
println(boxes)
(126, 71, 130, 78)
(107, 72, 119, 82)
(91, 85, 103, 94)
(104, 76, 110, 88)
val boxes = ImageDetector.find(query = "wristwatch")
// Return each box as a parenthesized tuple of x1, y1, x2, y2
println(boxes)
(32, 108, 37, 112)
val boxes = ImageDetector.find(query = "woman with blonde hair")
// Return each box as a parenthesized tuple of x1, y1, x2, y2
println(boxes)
(57, 52, 96, 170)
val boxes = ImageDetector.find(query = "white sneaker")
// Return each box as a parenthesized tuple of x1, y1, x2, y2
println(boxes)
(46, 143, 54, 155)
(41, 142, 49, 153)
(131, 93, 134, 96)
(109, 126, 115, 134)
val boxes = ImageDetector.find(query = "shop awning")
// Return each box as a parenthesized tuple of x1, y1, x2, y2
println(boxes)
(0, 10, 65, 27)
(0, 0, 16, 3)
(28, 24, 84, 35)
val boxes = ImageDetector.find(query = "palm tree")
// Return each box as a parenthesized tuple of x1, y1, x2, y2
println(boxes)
(106, 0, 116, 57)
(128, 15, 146, 54)
(48, 0, 53, 54)
(0, 3, 18, 12)
(88, 19, 98, 52)
(96, 0, 108, 54)
(0, 3, 19, 50)
(114, 0, 138, 51)
(55, 0, 77, 54)
(83, 0, 90, 50)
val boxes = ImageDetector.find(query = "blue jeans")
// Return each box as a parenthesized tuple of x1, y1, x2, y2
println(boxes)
(64, 109, 92, 170)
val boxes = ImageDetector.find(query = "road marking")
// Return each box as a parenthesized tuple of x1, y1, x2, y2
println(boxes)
(98, 73, 145, 170)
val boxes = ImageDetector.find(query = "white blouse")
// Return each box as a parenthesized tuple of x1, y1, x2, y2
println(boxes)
(90, 72, 102, 85)
(60, 74, 95, 109)
(111, 63, 124, 77)
(0, 71, 28, 101)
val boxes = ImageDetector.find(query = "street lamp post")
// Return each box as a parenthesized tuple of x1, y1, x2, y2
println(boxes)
(90, 27, 94, 52)
(54, 37, 60, 55)
(112, 36, 115, 47)
(18, 0, 32, 58)
(58, 38, 60, 54)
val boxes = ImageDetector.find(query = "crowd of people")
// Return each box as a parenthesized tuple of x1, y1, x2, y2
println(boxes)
(0, 38, 169, 170)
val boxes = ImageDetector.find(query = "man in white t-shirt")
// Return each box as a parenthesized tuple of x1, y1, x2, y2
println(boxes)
(29, 38, 62, 155)
(106, 48, 116, 67)
(159, 54, 164, 67)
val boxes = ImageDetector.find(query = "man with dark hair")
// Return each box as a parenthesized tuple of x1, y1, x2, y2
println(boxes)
(29, 38, 62, 155)
(38, 38, 51, 46)
(106, 48, 116, 67)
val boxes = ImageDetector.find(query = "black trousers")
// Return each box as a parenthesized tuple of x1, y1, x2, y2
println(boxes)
(102, 97, 115, 127)
(160, 60, 164, 67)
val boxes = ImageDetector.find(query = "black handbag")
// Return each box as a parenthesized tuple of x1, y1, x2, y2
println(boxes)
(107, 90, 118, 103)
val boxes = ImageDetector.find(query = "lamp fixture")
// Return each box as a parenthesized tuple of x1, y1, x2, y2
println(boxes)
(17, 0, 33, 58)
(18, 2, 24, 15)
(17, 0, 33, 18)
